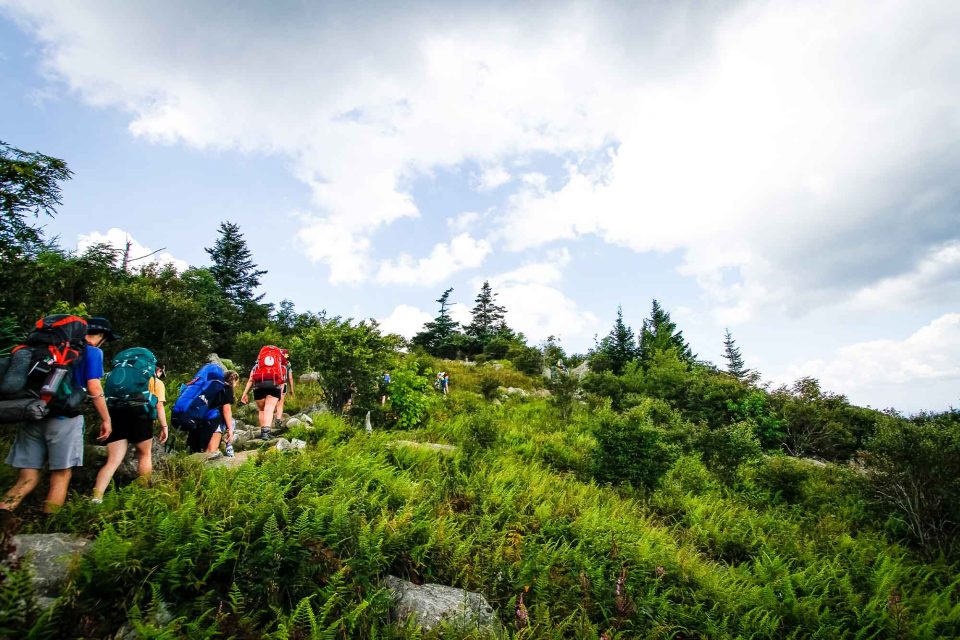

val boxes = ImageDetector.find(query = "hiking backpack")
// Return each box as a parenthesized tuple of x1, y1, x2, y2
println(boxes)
(171, 363, 226, 430)
(251, 345, 287, 388)
(104, 347, 158, 418)
(0, 315, 88, 423)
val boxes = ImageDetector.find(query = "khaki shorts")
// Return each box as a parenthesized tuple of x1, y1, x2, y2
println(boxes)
(5, 415, 85, 470)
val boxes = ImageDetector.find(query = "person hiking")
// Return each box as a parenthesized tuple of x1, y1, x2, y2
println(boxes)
(204, 370, 238, 456)
(380, 371, 391, 405)
(0, 316, 115, 530)
(91, 359, 169, 502)
(442, 371, 450, 395)
(272, 349, 295, 429)
(240, 345, 288, 440)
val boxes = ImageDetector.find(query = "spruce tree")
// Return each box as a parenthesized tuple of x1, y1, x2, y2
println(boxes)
(722, 328, 758, 383)
(412, 287, 461, 356)
(205, 221, 267, 307)
(592, 305, 640, 375)
(465, 280, 507, 344)
(638, 299, 695, 365)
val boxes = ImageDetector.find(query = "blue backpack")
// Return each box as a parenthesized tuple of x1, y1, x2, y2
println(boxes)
(171, 363, 226, 430)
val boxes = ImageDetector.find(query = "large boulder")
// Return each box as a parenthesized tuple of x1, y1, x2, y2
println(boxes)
(391, 440, 457, 454)
(570, 361, 590, 379)
(12, 533, 89, 596)
(386, 575, 502, 636)
(299, 371, 320, 383)
(276, 438, 307, 451)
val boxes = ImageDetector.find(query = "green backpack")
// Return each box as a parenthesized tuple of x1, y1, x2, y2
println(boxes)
(104, 347, 158, 418)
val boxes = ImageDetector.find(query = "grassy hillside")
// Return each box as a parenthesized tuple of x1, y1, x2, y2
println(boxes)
(2, 362, 958, 639)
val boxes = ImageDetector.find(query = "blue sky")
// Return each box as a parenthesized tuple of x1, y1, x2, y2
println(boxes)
(2, 1, 959, 412)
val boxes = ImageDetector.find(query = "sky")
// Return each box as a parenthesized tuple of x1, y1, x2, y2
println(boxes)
(1, 0, 958, 413)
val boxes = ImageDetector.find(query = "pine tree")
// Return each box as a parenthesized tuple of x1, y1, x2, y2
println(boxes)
(638, 299, 695, 365)
(722, 328, 758, 383)
(465, 280, 507, 344)
(592, 306, 640, 375)
(411, 287, 462, 357)
(205, 221, 267, 307)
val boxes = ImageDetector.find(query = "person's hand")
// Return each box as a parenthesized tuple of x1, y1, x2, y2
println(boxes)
(97, 419, 112, 442)
(159, 425, 169, 444)
(241, 393, 249, 404)
(227, 430, 234, 444)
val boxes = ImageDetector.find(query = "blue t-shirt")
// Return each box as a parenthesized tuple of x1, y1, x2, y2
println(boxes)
(72, 344, 104, 391)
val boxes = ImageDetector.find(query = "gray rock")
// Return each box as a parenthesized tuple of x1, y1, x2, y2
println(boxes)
(276, 438, 306, 451)
(205, 450, 260, 467)
(570, 361, 590, 379)
(542, 366, 553, 379)
(386, 575, 502, 636)
(392, 440, 457, 453)
(299, 371, 320, 383)
(504, 387, 528, 397)
(365, 411, 373, 434)
(12, 533, 89, 596)
(532, 389, 551, 398)
(285, 417, 303, 429)
(490, 363, 504, 371)
(298, 413, 314, 425)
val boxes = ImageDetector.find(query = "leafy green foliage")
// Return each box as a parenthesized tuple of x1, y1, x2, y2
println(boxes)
(696, 421, 762, 484)
(386, 361, 435, 429)
(589, 305, 639, 375)
(592, 406, 679, 490)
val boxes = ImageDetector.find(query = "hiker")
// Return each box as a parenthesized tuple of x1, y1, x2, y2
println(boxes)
(442, 371, 450, 395)
(204, 370, 238, 455)
(240, 345, 288, 440)
(272, 349, 295, 429)
(434, 371, 444, 391)
(0, 316, 115, 525)
(91, 358, 168, 502)
(380, 371, 391, 405)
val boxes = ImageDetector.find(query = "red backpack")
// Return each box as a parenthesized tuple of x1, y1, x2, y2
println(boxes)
(252, 345, 287, 387)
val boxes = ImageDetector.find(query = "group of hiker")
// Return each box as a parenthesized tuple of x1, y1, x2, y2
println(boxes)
(0, 314, 295, 530)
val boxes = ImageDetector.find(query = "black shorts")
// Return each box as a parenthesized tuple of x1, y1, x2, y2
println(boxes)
(254, 387, 282, 400)
(106, 409, 154, 444)
(186, 423, 218, 453)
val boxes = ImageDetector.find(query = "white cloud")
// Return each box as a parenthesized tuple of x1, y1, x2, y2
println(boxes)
(781, 313, 960, 409)
(377, 233, 491, 286)
(473, 165, 511, 191)
(4, 0, 958, 314)
(446, 211, 480, 233)
(76, 227, 188, 272)
(377, 304, 432, 339)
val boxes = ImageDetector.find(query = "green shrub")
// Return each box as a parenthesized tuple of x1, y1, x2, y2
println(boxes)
(697, 421, 762, 484)
(387, 361, 436, 429)
(592, 406, 678, 490)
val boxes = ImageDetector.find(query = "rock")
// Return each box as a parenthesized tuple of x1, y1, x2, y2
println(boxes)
(570, 361, 590, 379)
(207, 450, 260, 467)
(490, 363, 503, 371)
(392, 440, 457, 453)
(386, 575, 502, 636)
(12, 533, 89, 596)
(492, 399, 502, 406)
(504, 387, 528, 397)
(461, 360, 477, 367)
(299, 413, 314, 425)
(276, 438, 306, 451)
(532, 389, 551, 398)
(285, 417, 303, 429)
(542, 366, 553, 379)
(114, 601, 175, 639)
(365, 411, 372, 434)
(305, 403, 330, 415)
(299, 371, 320, 383)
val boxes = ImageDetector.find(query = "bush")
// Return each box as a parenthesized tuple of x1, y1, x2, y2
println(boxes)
(697, 421, 762, 484)
(862, 412, 960, 556)
(387, 361, 435, 429)
(592, 406, 678, 490)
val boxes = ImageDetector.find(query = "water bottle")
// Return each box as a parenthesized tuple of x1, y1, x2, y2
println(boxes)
(40, 367, 67, 400)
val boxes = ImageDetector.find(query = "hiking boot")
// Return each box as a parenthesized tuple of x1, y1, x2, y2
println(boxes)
(260, 428, 272, 441)
(224, 442, 235, 457)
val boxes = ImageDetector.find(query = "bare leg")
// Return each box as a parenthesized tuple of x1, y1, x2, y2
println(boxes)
(206, 431, 223, 453)
(262, 396, 279, 427)
(0, 469, 41, 511)
(135, 439, 153, 478)
(45, 468, 73, 513)
(92, 440, 128, 499)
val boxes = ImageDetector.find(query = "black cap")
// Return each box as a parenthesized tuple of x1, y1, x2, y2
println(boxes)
(86, 316, 120, 342)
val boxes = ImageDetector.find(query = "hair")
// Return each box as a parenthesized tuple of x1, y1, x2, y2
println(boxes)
(224, 370, 240, 383)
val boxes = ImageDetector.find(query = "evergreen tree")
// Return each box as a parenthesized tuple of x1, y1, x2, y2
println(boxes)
(591, 306, 640, 375)
(411, 287, 462, 357)
(205, 221, 267, 307)
(465, 280, 507, 344)
(0, 141, 71, 258)
(638, 299, 695, 365)
(723, 328, 758, 384)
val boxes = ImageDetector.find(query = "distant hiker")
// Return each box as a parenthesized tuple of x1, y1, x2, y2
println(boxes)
(380, 371, 391, 405)
(272, 349, 294, 429)
(172, 363, 236, 454)
(0, 316, 115, 528)
(434, 371, 444, 391)
(442, 371, 450, 395)
(240, 345, 288, 440)
(92, 356, 168, 502)
(343, 380, 357, 413)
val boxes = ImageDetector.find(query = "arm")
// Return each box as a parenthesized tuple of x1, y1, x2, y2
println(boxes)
(222, 404, 234, 443)
(157, 400, 168, 443)
(88, 378, 112, 441)
(287, 368, 295, 397)
(240, 377, 253, 404)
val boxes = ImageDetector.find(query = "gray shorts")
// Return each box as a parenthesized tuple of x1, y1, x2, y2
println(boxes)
(5, 415, 85, 470)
